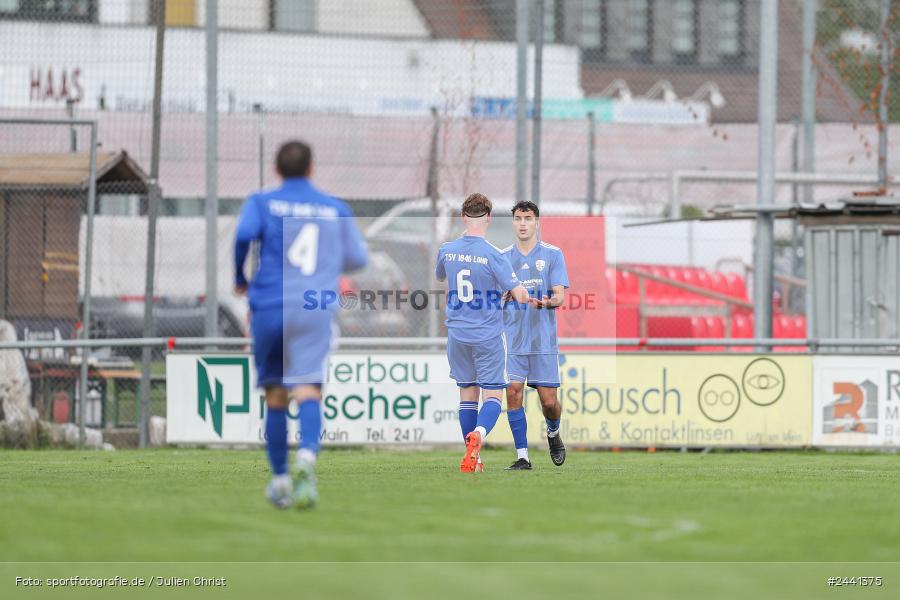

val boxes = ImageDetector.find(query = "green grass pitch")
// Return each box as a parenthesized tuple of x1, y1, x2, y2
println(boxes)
(2, 448, 899, 599)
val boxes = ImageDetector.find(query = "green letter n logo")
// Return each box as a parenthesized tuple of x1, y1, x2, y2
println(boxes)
(197, 357, 250, 438)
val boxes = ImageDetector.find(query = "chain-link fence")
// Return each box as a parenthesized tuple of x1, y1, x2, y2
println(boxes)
(3, 1, 900, 439)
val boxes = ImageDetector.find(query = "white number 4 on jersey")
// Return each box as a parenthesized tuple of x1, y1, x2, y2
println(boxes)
(287, 223, 320, 275)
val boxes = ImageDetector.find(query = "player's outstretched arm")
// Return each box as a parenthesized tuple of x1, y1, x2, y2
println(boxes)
(234, 195, 263, 294)
(509, 284, 530, 304)
(530, 284, 565, 308)
(492, 248, 527, 303)
(434, 246, 446, 282)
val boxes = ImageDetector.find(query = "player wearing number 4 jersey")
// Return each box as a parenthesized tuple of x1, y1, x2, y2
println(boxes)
(435, 193, 530, 473)
(502, 201, 569, 470)
(234, 141, 368, 509)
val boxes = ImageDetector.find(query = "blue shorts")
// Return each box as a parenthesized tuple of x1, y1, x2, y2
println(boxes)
(447, 332, 509, 390)
(507, 353, 561, 388)
(251, 307, 334, 387)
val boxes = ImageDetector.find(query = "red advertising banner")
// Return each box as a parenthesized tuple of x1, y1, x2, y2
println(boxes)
(539, 216, 615, 342)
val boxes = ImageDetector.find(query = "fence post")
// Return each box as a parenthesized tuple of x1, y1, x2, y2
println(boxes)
(878, 0, 891, 191)
(78, 123, 98, 448)
(205, 0, 219, 340)
(638, 276, 647, 341)
(753, 0, 779, 349)
(801, 0, 817, 205)
(427, 107, 441, 340)
(669, 171, 680, 219)
(139, 0, 166, 449)
(254, 103, 265, 189)
(530, 0, 543, 205)
(66, 99, 77, 152)
(515, 0, 529, 204)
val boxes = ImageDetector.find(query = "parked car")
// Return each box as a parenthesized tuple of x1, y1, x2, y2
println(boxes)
(87, 295, 245, 358)
(334, 250, 413, 337)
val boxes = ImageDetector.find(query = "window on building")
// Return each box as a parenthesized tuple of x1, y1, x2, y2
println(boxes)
(542, 0, 563, 43)
(157, 198, 243, 217)
(718, 0, 744, 63)
(97, 194, 141, 216)
(626, 0, 652, 62)
(0, 0, 96, 22)
(271, 0, 315, 33)
(578, 0, 605, 61)
(672, 0, 697, 62)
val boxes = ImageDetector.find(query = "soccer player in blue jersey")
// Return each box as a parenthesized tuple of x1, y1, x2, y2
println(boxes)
(502, 201, 569, 470)
(435, 193, 530, 472)
(234, 141, 368, 509)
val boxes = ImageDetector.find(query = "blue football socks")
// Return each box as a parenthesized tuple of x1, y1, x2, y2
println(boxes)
(508, 407, 528, 449)
(476, 397, 503, 437)
(459, 400, 479, 441)
(546, 417, 561, 435)
(265, 406, 288, 475)
(298, 399, 322, 454)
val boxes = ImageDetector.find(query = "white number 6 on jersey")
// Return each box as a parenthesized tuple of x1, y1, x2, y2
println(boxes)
(287, 223, 319, 275)
(456, 269, 474, 302)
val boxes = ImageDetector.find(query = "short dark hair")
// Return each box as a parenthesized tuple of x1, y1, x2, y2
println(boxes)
(276, 141, 312, 178)
(512, 200, 539, 218)
(462, 193, 492, 217)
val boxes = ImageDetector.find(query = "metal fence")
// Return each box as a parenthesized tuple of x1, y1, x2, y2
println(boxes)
(2, 0, 900, 443)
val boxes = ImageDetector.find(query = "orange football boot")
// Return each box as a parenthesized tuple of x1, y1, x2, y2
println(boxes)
(460, 430, 483, 472)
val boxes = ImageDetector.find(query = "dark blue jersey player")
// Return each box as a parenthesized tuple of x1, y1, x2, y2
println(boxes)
(235, 140, 367, 509)
(435, 193, 529, 472)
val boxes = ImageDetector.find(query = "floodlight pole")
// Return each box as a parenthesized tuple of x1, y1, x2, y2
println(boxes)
(878, 0, 891, 191)
(801, 0, 817, 205)
(78, 124, 98, 448)
(531, 0, 544, 205)
(139, 0, 166, 448)
(515, 0, 529, 203)
(753, 0, 778, 347)
(205, 0, 219, 339)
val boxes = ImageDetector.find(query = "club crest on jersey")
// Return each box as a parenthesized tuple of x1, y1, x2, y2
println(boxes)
(535, 260, 546, 272)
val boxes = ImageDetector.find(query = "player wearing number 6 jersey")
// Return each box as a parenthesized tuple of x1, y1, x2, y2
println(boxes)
(234, 141, 368, 509)
(435, 193, 529, 472)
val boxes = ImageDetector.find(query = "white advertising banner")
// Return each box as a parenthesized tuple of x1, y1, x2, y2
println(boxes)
(813, 356, 900, 447)
(165, 352, 461, 445)
(168, 351, 819, 448)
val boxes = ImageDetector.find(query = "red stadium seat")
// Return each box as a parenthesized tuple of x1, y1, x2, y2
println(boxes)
(773, 314, 805, 352)
(619, 269, 638, 303)
(793, 316, 807, 338)
(709, 271, 729, 296)
(773, 315, 786, 338)
(664, 267, 684, 297)
(730, 313, 754, 352)
(706, 316, 726, 338)
(681, 268, 698, 291)
(691, 316, 709, 351)
(726, 273, 748, 300)
(696, 269, 711, 291)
